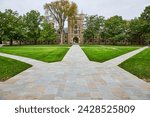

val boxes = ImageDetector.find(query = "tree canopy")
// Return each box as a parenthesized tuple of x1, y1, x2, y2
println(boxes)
(83, 5, 150, 45)
(44, 0, 78, 44)
(0, 9, 57, 45)
(0, 3, 150, 46)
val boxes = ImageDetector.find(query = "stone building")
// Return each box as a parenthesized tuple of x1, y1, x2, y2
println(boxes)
(66, 13, 85, 44)
(45, 13, 85, 44)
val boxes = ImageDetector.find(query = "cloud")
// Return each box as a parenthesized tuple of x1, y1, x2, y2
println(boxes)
(0, 0, 150, 19)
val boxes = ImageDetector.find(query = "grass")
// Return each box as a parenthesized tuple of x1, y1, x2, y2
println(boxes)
(0, 45, 69, 62)
(4, 44, 71, 47)
(0, 56, 31, 81)
(119, 48, 150, 81)
(82, 45, 139, 62)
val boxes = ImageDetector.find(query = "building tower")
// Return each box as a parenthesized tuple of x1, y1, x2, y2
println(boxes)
(68, 13, 85, 44)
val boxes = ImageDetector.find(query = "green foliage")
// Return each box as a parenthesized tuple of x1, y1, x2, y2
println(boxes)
(0, 9, 19, 45)
(40, 21, 57, 43)
(0, 5, 150, 45)
(84, 15, 105, 41)
(24, 10, 42, 44)
(44, 0, 78, 44)
(0, 9, 58, 45)
(127, 18, 145, 44)
(104, 16, 127, 43)
(83, 5, 150, 45)
(0, 11, 4, 44)
(140, 6, 150, 44)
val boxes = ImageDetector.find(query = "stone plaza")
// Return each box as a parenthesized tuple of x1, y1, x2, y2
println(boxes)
(0, 45, 150, 99)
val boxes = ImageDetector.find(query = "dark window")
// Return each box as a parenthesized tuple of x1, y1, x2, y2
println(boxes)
(74, 30, 78, 34)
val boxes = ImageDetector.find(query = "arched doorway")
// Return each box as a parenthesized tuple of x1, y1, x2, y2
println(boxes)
(73, 37, 79, 44)
(0, 40, 2, 44)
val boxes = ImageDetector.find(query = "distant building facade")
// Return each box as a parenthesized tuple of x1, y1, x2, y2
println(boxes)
(67, 13, 85, 44)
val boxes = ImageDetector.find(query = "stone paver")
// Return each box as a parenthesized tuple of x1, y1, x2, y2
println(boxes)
(0, 45, 150, 100)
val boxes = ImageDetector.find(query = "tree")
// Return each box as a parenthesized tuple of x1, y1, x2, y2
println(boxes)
(24, 10, 42, 44)
(0, 11, 4, 44)
(40, 21, 57, 44)
(44, 0, 78, 44)
(14, 16, 27, 45)
(1, 9, 19, 45)
(84, 15, 105, 43)
(140, 5, 150, 45)
(127, 18, 145, 45)
(104, 15, 127, 44)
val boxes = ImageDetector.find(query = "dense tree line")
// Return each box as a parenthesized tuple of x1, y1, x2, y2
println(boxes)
(0, 9, 58, 45)
(84, 5, 150, 45)
(0, 5, 150, 46)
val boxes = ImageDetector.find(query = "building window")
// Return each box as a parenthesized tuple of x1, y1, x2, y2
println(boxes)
(74, 30, 78, 34)
(74, 25, 78, 29)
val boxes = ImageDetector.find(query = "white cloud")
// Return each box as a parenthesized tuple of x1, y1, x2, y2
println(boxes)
(0, 0, 150, 19)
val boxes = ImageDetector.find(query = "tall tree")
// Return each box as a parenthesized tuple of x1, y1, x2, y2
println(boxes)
(127, 18, 145, 45)
(140, 5, 150, 45)
(40, 21, 57, 44)
(24, 10, 42, 44)
(2, 9, 19, 45)
(14, 16, 27, 45)
(0, 11, 4, 44)
(104, 15, 127, 44)
(84, 15, 105, 43)
(44, 0, 78, 44)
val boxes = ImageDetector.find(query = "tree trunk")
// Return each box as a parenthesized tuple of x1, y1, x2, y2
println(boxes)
(0, 40, 2, 44)
(19, 40, 22, 45)
(98, 38, 101, 45)
(131, 40, 133, 45)
(105, 39, 107, 45)
(10, 39, 13, 46)
(34, 39, 37, 45)
(60, 30, 63, 45)
(24, 40, 27, 45)
(48, 40, 50, 44)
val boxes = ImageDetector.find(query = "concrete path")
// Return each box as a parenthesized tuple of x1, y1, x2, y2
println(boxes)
(63, 45, 89, 63)
(0, 52, 46, 66)
(0, 45, 150, 100)
(102, 46, 148, 67)
(0, 44, 3, 47)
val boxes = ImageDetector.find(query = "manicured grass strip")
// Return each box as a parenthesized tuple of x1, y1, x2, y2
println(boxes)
(119, 48, 150, 81)
(0, 46, 69, 63)
(4, 44, 71, 47)
(0, 56, 32, 81)
(82, 46, 139, 62)
(81, 45, 143, 48)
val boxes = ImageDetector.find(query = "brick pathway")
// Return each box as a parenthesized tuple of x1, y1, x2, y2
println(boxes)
(0, 45, 149, 100)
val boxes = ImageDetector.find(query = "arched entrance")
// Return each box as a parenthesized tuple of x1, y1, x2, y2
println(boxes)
(73, 37, 79, 44)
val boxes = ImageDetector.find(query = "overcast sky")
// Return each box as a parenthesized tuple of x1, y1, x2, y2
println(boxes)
(0, 0, 150, 19)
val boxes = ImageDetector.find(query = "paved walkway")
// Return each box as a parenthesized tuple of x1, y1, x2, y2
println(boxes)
(102, 46, 148, 67)
(0, 44, 3, 47)
(0, 52, 46, 66)
(0, 45, 150, 100)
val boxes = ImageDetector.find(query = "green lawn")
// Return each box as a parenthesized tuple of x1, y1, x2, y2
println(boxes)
(119, 48, 150, 81)
(0, 45, 69, 62)
(0, 56, 31, 81)
(82, 45, 139, 62)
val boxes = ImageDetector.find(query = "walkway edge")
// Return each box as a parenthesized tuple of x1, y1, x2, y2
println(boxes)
(102, 46, 148, 67)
